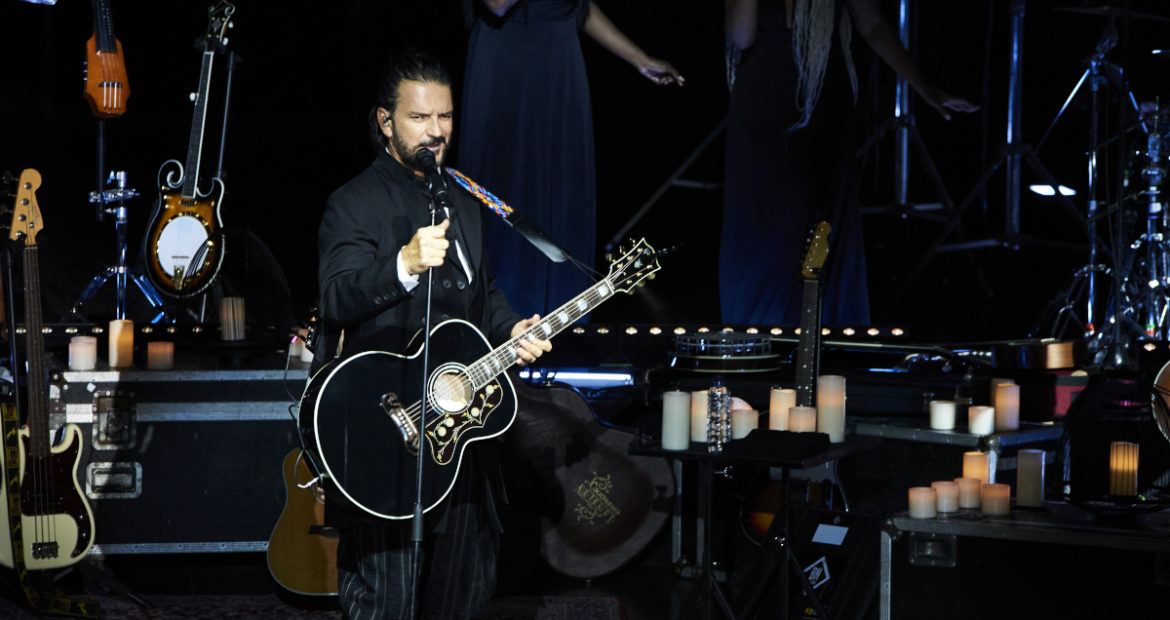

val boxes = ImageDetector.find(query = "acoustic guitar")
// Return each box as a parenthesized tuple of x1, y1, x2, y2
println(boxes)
(299, 238, 662, 520)
(0, 169, 96, 571)
(82, 0, 130, 118)
(143, 1, 234, 299)
(267, 448, 338, 597)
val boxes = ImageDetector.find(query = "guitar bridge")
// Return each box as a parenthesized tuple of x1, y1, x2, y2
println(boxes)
(381, 392, 418, 455)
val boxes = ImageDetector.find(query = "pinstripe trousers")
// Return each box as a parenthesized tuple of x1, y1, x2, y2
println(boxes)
(336, 469, 500, 619)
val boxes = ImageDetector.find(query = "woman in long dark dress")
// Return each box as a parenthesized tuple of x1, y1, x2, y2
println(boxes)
(459, 0, 682, 316)
(721, 0, 977, 326)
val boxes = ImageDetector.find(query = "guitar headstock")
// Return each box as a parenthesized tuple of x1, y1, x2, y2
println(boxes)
(8, 169, 44, 247)
(606, 238, 661, 294)
(200, 1, 236, 51)
(800, 221, 831, 280)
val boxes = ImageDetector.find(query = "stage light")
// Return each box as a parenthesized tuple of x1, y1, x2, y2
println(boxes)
(770, 327, 783, 335)
(1028, 184, 1076, 197)
(625, 326, 638, 335)
(867, 328, 880, 336)
(596, 327, 609, 334)
(746, 327, 759, 334)
(649, 326, 662, 335)
(1145, 342, 1158, 352)
(572, 327, 585, 334)
(673, 327, 687, 335)
(822, 327, 831, 336)
(843, 327, 856, 336)
(697, 327, 710, 333)
(892, 328, 905, 336)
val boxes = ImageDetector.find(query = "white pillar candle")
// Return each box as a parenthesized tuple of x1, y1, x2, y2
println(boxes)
(968, 405, 995, 436)
(1016, 449, 1045, 507)
(220, 296, 246, 341)
(730, 408, 758, 440)
(932, 480, 959, 513)
(661, 390, 691, 450)
(690, 390, 709, 442)
(955, 477, 982, 508)
(994, 383, 1020, 431)
(908, 487, 938, 519)
(929, 400, 956, 430)
(1109, 441, 1140, 497)
(963, 451, 990, 485)
(108, 319, 134, 369)
(68, 335, 98, 371)
(146, 341, 174, 370)
(816, 375, 846, 443)
(769, 387, 796, 431)
(789, 406, 817, 432)
(1045, 341, 1074, 369)
(981, 483, 1011, 516)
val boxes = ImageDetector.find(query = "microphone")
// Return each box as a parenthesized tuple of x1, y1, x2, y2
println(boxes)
(413, 148, 453, 214)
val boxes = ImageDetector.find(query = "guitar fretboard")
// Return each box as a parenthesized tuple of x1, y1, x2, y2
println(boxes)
(21, 246, 50, 460)
(464, 277, 616, 390)
(181, 50, 216, 198)
(794, 278, 822, 408)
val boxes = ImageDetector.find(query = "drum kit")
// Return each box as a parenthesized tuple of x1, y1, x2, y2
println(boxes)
(1037, 4, 1170, 366)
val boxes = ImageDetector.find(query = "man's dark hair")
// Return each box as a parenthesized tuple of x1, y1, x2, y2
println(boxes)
(368, 48, 453, 151)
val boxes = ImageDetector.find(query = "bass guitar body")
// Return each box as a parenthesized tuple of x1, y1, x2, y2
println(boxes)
(145, 165, 225, 298)
(300, 320, 517, 520)
(0, 424, 96, 570)
(267, 448, 338, 596)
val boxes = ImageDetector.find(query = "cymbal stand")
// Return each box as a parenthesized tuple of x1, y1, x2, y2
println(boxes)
(1115, 112, 1169, 341)
(68, 171, 167, 322)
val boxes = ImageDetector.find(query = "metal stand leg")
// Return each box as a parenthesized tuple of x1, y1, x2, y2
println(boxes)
(67, 171, 168, 323)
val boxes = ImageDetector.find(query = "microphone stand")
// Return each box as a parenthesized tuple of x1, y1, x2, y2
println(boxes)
(408, 187, 443, 620)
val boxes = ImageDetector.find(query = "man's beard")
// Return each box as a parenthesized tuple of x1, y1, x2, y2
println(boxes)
(389, 124, 448, 172)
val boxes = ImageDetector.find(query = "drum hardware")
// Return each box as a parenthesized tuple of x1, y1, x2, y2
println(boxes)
(67, 171, 167, 323)
(670, 331, 780, 373)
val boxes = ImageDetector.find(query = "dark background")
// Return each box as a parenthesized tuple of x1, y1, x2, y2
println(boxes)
(3, 0, 1169, 345)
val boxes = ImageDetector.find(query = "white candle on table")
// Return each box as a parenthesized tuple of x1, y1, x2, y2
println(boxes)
(929, 400, 956, 430)
(908, 487, 938, 519)
(769, 388, 795, 431)
(1016, 449, 1045, 507)
(1109, 441, 1139, 497)
(932, 480, 959, 513)
(955, 477, 982, 508)
(981, 483, 1011, 516)
(108, 319, 134, 369)
(731, 408, 759, 440)
(816, 375, 846, 443)
(69, 335, 97, 371)
(789, 406, 817, 432)
(968, 405, 994, 436)
(690, 390, 708, 442)
(994, 383, 1020, 431)
(661, 390, 691, 450)
(146, 341, 174, 370)
(963, 451, 990, 485)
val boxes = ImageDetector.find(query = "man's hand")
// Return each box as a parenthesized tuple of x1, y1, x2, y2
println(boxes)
(401, 219, 451, 275)
(510, 314, 552, 366)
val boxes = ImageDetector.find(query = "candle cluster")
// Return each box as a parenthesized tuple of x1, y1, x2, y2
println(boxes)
(658, 374, 849, 450)
(66, 320, 176, 372)
(907, 448, 1047, 519)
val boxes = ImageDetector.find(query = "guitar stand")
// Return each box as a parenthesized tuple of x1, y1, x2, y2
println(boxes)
(67, 171, 168, 323)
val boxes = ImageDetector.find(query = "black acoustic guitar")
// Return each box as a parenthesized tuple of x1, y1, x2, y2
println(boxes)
(0, 169, 96, 570)
(299, 239, 661, 519)
(144, 1, 234, 299)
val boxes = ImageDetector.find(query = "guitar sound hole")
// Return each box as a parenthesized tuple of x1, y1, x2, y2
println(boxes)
(430, 371, 471, 414)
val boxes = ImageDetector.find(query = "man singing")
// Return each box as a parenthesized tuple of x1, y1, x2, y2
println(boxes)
(316, 47, 550, 619)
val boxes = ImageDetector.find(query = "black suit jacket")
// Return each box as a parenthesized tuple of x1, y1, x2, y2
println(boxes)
(317, 149, 522, 356)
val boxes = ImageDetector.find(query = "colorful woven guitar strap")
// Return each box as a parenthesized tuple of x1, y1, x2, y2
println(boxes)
(444, 168, 514, 221)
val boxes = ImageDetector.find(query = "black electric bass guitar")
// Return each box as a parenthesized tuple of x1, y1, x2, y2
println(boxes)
(144, 1, 234, 299)
(0, 169, 96, 570)
(299, 239, 662, 519)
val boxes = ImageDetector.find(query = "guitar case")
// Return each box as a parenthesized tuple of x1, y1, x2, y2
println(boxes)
(505, 378, 674, 579)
